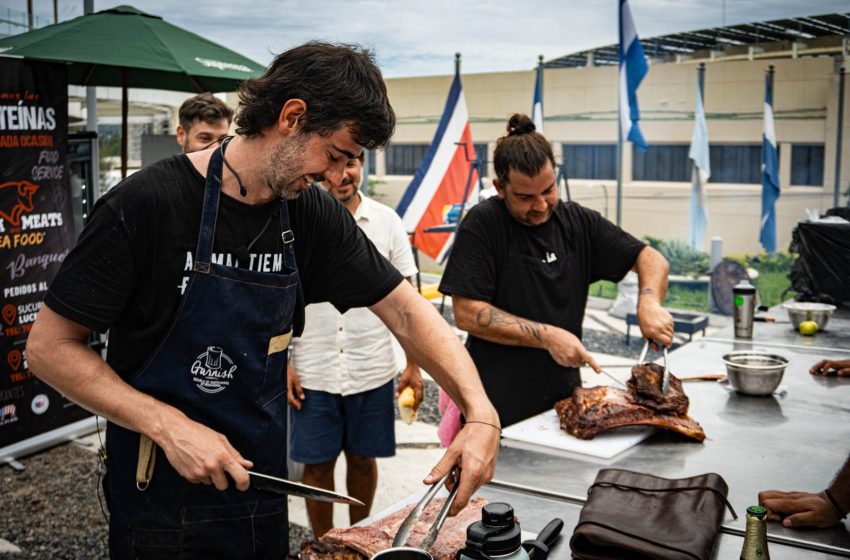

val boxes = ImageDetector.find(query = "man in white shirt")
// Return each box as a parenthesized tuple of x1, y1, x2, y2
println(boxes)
(287, 153, 424, 537)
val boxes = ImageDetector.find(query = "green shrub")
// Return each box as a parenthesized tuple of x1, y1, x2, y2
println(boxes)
(725, 251, 796, 273)
(643, 237, 710, 278)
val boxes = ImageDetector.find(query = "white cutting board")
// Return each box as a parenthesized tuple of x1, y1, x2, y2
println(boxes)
(501, 409, 655, 459)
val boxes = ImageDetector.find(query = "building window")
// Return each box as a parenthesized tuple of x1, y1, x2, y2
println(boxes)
(364, 150, 377, 176)
(632, 144, 690, 182)
(790, 144, 824, 187)
(385, 143, 487, 176)
(386, 144, 430, 175)
(562, 144, 617, 180)
(473, 143, 488, 168)
(708, 145, 762, 184)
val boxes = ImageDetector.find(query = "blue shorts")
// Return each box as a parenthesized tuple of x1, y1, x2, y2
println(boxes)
(289, 379, 396, 464)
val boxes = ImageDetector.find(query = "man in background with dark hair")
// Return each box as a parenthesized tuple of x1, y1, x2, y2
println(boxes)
(440, 113, 673, 427)
(175, 92, 233, 153)
(26, 42, 500, 558)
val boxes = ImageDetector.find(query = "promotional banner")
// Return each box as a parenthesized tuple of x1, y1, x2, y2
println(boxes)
(0, 59, 90, 452)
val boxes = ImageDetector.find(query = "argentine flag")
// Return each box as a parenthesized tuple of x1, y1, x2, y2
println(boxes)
(618, 0, 648, 151)
(532, 62, 544, 133)
(687, 72, 710, 251)
(760, 69, 780, 253)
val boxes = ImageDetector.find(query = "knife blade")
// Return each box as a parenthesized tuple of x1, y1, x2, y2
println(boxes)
(248, 471, 364, 505)
(598, 369, 627, 388)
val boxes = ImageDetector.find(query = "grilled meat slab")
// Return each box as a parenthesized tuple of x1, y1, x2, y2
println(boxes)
(556, 368, 706, 442)
(301, 498, 487, 560)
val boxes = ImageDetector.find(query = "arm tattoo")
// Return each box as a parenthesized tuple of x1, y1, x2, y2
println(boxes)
(640, 288, 655, 296)
(475, 307, 547, 343)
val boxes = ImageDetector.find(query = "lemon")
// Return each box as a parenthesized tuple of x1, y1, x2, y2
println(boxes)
(799, 320, 819, 336)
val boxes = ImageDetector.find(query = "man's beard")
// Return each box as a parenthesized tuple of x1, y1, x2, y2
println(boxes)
(262, 134, 310, 200)
(335, 180, 358, 204)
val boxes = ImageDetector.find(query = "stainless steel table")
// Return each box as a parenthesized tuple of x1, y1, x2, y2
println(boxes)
(493, 337, 850, 556)
(478, 483, 846, 559)
(707, 303, 850, 353)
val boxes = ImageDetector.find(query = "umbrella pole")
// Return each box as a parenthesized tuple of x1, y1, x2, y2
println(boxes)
(121, 69, 128, 179)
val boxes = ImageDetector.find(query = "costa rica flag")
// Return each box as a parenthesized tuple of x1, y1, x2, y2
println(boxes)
(396, 70, 479, 262)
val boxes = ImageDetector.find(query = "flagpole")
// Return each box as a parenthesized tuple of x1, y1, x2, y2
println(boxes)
(834, 63, 845, 208)
(455, 52, 460, 76)
(616, 91, 623, 227)
(616, 0, 624, 227)
(538, 54, 544, 96)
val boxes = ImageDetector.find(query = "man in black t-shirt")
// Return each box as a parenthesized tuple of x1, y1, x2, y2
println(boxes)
(26, 43, 500, 558)
(440, 114, 674, 427)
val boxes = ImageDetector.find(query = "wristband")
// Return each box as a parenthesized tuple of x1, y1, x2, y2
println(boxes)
(824, 488, 848, 519)
(464, 420, 502, 434)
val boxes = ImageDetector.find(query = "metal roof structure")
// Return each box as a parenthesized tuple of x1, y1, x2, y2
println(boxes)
(545, 12, 850, 68)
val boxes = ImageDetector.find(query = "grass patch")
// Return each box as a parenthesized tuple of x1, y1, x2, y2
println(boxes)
(588, 280, 618, 299)
(754, 270, 795, 308)
(664, 284, 708, 311)
(587, 267, 795, 312)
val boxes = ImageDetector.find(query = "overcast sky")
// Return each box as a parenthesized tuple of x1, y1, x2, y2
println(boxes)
(5, 1, 849, 77)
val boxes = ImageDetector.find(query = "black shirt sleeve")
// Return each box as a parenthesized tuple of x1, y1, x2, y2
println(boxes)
(579, 205, 645, 283)
(439, 200, 503, 302)
(291, 188, 403, 313)
(44, 185, 145, 333)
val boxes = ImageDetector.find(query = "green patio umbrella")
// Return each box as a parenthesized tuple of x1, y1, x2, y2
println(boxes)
(0, 5, 266, 177)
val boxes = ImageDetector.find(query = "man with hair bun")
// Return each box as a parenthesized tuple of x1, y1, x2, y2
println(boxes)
(440, 113, 674, 427)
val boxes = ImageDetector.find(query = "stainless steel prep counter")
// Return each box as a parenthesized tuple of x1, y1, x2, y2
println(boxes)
(493, 326, 850, 555)
(359, 483, 843, 560)
(707, 302, 850, 353)
(477, 483, 846, 559)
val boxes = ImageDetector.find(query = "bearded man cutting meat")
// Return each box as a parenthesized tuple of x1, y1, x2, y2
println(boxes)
(26, 42, 499, 559)
(439, 114, 674, 427)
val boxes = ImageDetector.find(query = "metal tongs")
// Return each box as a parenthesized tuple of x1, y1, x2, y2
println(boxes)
(392, 467, 461, 552)
(638, 339, 670, 395)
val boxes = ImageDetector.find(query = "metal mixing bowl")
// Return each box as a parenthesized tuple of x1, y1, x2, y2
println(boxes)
(782, 302, 836, 330)
(722, 351, 789, 396)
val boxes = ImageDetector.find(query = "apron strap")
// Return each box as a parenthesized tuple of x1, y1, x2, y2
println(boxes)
(278, 198, 296, 271)
(195, 136, 297, 274)
(136, 433, 156, 491)
(194, 137, 229, 273)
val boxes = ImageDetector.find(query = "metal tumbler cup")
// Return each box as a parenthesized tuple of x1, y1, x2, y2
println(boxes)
(733, 281, 757, 339)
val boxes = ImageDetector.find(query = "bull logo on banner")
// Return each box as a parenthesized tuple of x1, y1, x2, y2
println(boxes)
(0, 181, 39, 227)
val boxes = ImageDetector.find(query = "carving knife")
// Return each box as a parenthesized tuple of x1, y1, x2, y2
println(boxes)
(249, 471, 364, 505)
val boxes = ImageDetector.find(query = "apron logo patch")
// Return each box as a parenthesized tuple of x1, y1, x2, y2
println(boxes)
(190, 346, 237, 394)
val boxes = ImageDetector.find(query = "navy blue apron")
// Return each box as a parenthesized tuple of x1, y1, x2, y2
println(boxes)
(104, 138, 299, 559)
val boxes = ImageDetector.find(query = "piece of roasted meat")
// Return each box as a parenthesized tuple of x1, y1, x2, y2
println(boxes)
(301, 498, 487, 560)
(627, 363, 689, 415)
(555, 365, 706, 442)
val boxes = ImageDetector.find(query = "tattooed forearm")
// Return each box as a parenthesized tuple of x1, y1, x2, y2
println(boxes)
(475, 307, 547, 343)
(640, 288, 655, 296)
(476, 307, 511, 328)
(518, 320, 546, 343)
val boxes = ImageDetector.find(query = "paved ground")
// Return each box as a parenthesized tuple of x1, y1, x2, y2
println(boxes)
(0, 288, 730, 556)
